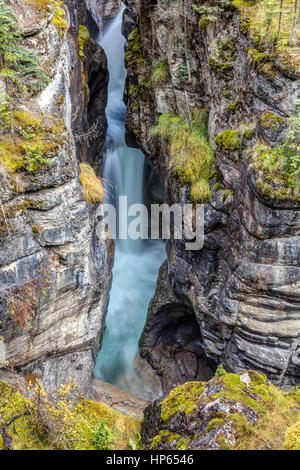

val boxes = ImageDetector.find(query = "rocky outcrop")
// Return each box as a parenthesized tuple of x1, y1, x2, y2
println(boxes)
(0, 0, 113, 392)
(124, 0, 300, 388)
(88, 377, 148, 418)
(141, 369, 300, 450)
(65, 0, 109, 173)
(83, 0, 121, 39)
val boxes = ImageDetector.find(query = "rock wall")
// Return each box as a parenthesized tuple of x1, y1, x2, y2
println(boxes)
(124, 0, 300, 389)
(0, 0, 113, 392)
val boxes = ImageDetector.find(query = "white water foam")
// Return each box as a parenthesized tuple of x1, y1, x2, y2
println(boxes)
(94, 4, 165, 400)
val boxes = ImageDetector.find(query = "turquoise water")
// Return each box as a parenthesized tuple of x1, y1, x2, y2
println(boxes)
(94, 5, 165, 399)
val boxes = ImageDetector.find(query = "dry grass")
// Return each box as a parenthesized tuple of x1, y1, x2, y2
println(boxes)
(237, 386, 300, 450)
(79, 162, 104, 205)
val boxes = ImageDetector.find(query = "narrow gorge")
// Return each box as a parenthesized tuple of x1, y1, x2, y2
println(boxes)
(0, 0, 299, 452)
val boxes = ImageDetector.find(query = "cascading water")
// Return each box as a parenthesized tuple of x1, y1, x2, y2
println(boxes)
(94, 4, 165, 400)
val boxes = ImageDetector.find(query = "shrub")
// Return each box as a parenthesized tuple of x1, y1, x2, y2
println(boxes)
(175, 64, 189, 83)
(79, 163, 104, 204)
(92, 420, 112, 450)
(0, 267, 50, 329)
(215, 364, 227, 377)
(150, 109, 215, 203)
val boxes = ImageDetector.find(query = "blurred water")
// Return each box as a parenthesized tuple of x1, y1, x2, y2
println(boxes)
(94, 4, 165, 399)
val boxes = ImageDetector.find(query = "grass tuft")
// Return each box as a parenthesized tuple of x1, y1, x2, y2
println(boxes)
(79, 163, 104, 205)
(150, 109, 214, 203)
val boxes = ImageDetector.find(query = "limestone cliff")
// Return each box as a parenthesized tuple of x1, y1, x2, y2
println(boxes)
(123, 0, 300, 390)
(0, 0, 114, 392)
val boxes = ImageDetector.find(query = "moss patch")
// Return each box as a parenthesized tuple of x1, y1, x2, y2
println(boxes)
(78, 25, 90, 61)
(161, 381, 206, 422)
(260, 112, 285, 131)
(215, 129, 241, 151)
(0, 107, 64, 174)
(149, 370, 300, 450)
(284, 415, 300, 450)
(26, 0, 68, 37)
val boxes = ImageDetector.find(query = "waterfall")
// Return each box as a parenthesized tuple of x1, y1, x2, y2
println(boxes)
(94, 4, 165, 400)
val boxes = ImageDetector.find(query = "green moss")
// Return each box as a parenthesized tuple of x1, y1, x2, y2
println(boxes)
(199, 17, 211, 29)
(260, 112, 285, 131)
(32, 225, 42, 234)
(231, 412, 254, 437)
(25, 0, 67, 37)
(150, 430, 169, 449)
(161, 381, 205, 423)
(243, 127, 255, 139)
(248, 48, 273, 65)
(222, 188, 235, 203)
(0, 109, 63, 174)
(128, 83, 139, 98)
(92, 420, 112, 450)
(240, 21, 250, 34)
(206, 417, 225, 433)
(213, 371, 274, 413)
(215, 129, 241, 151)
(0, 1, 50, 97)
(151, 430, 190, 450)
(150, 109, 214, 203)
(149, 369, 300, 451)
(78, 25, 90, 61)
(222, 92, 232, 99)
(227, 99, 240, 111)
(176, 437, 190, 450)
(209, 37, 237, 74)
(125, 26, 145, 67)
(217, 434, 231, 449)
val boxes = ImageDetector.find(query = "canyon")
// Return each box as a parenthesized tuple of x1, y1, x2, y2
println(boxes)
(0, 0, 299, 451)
